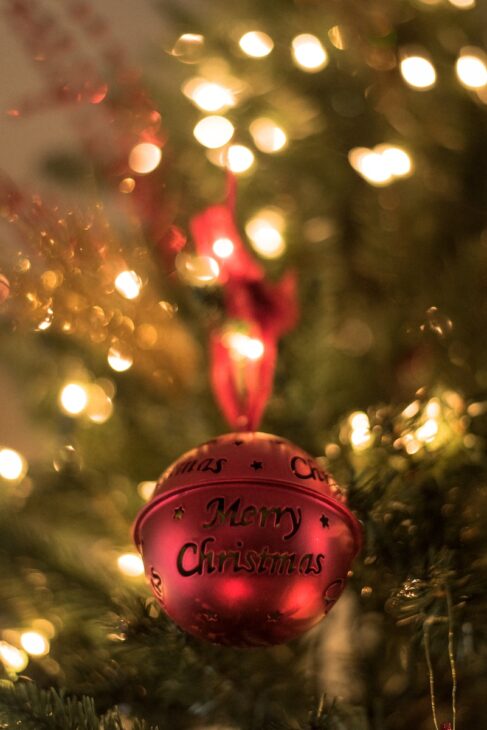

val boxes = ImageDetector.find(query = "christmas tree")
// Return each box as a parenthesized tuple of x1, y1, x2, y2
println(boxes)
(0, 0, 486, 728)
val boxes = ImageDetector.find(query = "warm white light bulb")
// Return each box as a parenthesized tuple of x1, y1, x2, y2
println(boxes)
(193, 116, 234, 148)
(239, 31, 274, 58)
(400, 56, 437, 90)
(249, 118, 287, 153)
(0, 642, 29, 672)
(379, 145, 413, 177)
(117, 553, 144, 577)
(291, 34, 328, 72)
(183, 79, 235, 112)
(212, 237, 235, 259)
(128, 143, 162, 174)
(20, 631, 49, 657)
(456, 51, 487, 89)
(226, 144, 255, 173)
(107, 346, 133, 373)
(59, 383, 89, 416)
(114, 270, 142, 300)
(0, 448, 25, 481)
(416, 418, 439, 443)
(226, 332, 265, 361)
(245, 210, 286, 259)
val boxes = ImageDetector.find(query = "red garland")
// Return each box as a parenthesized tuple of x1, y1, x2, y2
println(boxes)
(190, 177, 298, 430)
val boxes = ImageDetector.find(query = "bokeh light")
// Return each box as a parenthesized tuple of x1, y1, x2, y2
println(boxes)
(0, 642, 29, 672)
(0, 448, 25, 481)
(400, 55, 437, 90)
(212, 237, 235, 259)
(107, 344, 133, 372)
(193, 116, 235, 148)
(349, 145, 412, 186)
(117, 553, 144, 577)
(59, 383, 89, 416)
(226, 144, 255, 173)
(225, 331, 265, 361)
(239, 31, 274, 58)
(249, 118, 287, 153)
(20, 631, 49, 657)
(171, 33, 205, 63)
(448, 0, 475, 7)
(128, 143, 162, 174)
(115, 270, 142, 300)
(183, 78, 235, 112)
(176, 253, 220, 286)
(456, 50, 487, 89)
(291, 34, 328, 72)
(245, 209, 286, 259)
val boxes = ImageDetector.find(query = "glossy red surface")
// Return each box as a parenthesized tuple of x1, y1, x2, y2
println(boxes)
(133, 432, 362, 646)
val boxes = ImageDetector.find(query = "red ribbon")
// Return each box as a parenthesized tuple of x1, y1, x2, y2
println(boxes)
(190, 177, 298, 430)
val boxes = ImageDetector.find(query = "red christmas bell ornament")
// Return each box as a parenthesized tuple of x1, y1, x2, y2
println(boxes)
(133, 432, 362, 647)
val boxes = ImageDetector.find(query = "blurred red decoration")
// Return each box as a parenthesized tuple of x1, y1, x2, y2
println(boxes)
(191, 176, 298, 430)
(133, 432, 362, 646)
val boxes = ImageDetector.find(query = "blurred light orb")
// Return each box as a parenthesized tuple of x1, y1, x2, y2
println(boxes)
(138, 480, 157, 501)
(225, 331, 265, 361)
(212, 237, 235, 259)
(245, 210, 286, 259)
(456, 51, 487, 89)
(115, 270, 142, 300)
(193, 116, 235, 148)
(117, 553, 144, 577)
(183, 79, 235, 112)
(107, 344, 133, 372)
(350, 149, 391, 186)
(20, 631, 49, 657)
(59, 383, 89, 416)
(379, 145, 413, 177)
(86, 385, 113, 424)
(171, 33, 205, 63)
(176, 253, 220, 286)
(128, 143, 162, 174)
(416, 418, 439, 443)
(448, 0, 475, 7)
(239, 31, 274, 58)
(227, 144, 255, 173)
(249, 118, 287, 153)
(349, 411, 370, 431)
(119, 177, 136, 194)
(0, 642, 29, 672)
(400, 56, 437, 89)
(0, 448, 25, 481)
(291, 34, 328, 72)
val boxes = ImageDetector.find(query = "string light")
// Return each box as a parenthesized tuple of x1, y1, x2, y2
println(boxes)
(193, 116, 235, 148)
(20, 631, 49, 657)
(239, 31, 274, 58)
(456, 50, 487, 89)
(171, 33, 205, 63)
(182, 78, 235, 112)
(348, 411, 372, 451)
(0, 642, 29, 672)
(128, 143, 162, 174)
(137, 481, 156, 501)
(212, 237, 235, 259)
(0, 448, 25, 481)
(107, 344, 133, 372)
(176, 253, 220, 286)
(117, 553, 144, 577)
(114, 270, 142, 300)
(400, 56, 437, 90)
(59, 383, 89, 416)
(448, 0, 475, 7)
(249, 118, 287, 153)
(291, 34, 328, 72)
(245, 209, 286, 259)
(348, 145, 413, 186)
(226, 144, 255, 173)
(225, 331, 265, 361)
(416, 418, 439, 443)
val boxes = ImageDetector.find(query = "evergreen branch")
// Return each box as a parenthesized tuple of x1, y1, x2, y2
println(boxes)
(0, 681, 158, 730)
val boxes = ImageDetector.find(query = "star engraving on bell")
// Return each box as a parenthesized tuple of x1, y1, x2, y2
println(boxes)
(173, 506, 185, 520)
(320, 514, 330, 528)
(250, 460, 263, 470)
